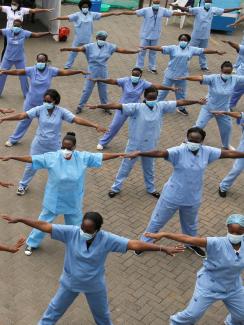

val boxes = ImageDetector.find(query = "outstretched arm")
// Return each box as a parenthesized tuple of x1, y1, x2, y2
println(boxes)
(60, 47, 85, 53)
(0, 155, 32, 163)
(0, 69, 26, 76)
(50, 15, 69, 21)
(176, 98, 206, 107)
(29, 8, 54, 14)
(224, 7, 241, 13)
(141, 45, 162, 51)
(89, 78, 118, 85)
(178, 75, 203, 82)
(30, 32, 52, 38)
(144, 232, 207, 248)
(229, 15, 244, 28)
(221, 40, 240, 53)
(220, 149, 244, 159)
(0, 236, 26, 253)
(203, 48, 226, 55)
(139, 150, 169, 159)
(116, 10, 136, 15)
(0, 112, 28, 123)
(2, 215, 52, 233)
(171, 4, 189, 12)
(127, 240, 185, 256)
(212, 111, 242, 119)
(0, 181, 14, 188)
(0, 108, 15, 114)
(86, 103, 123, 111)
(57, 69, 89, 76)
(152, 83, 178, 92)
(73, 116, 107, 133)
(116, 48, 140, 54)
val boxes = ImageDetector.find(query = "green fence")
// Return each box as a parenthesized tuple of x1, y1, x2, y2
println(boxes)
(102, 0, 139, 9)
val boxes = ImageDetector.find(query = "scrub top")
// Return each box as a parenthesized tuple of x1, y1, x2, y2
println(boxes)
(25, 66, 59, 107)
(136, 7, 172, 40)
(236, 45, 244, 76)
(122, 101, 176, 150)
(51, 225, 129, 292)
(26, 105, 75, 149)
(162, 144, 221, 206)
(162, 45, 204, 79)
(32, 151, 103, 214)
(1, 6, 30, 28)
(2, 28, 31, 61)
(197, 236, 244, 293)
(68, 11, 102, 43)
(189, 6, 224, 40)
(201, 74, 244, 111)
(84, 42, 117, 78)
(117, 77, 152, 103)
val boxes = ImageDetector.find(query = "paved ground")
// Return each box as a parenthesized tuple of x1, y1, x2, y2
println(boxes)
(0, 2, 244, 324)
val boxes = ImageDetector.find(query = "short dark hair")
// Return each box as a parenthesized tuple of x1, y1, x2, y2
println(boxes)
(221, 61, 233, 70)
(178, 33, 191, 42)
(132, 67, 143, 74)
(78, 0, 92, 10)
(36, 53, 49, 62)
(144, 86, 158, 97)
(12, 0, 21, 10)
(83, 212, 103, 231)
(63, 132, 76, 146)
(44, 89, 61, 104)
(187, 127, 206, 141)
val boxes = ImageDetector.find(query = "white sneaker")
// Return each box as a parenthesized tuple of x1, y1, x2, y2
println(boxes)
(96, 144, 104, 151)
(228, 145, 236, 151)
(16, 186, 28, 196)
(5, 140, 13, 147)
(24, 245, 33, 256)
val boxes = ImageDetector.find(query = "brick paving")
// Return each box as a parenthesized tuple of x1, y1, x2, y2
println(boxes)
(0, 2, 244, 324)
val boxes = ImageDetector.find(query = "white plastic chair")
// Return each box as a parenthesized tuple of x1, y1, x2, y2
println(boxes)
(166, 0, 189, 29)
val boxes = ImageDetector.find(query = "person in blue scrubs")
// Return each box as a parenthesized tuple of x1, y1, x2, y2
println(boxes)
(2, 212, 184, 324)
(120, 0, 187, 73)
(91, 67, 178, 150)
(221, 41, 244, 110)
(0, 133, 132, 255)
(51, 0, 125, 69)
(133, 127, 244, 258)
(1, 52, 89, 147)
(179, 61, 244, 149)
(0, 89, 106, 197)
(145, 214, 244, 325)
(173, 0, 240, 70)
(61, 30, 140, 114)
(141, 33, 225, 116)
(86, 87, 206, 198)
(216, 112, 244, 197)
(0, 19, 55, 97)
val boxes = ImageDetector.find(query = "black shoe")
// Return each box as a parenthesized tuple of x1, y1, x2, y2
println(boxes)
(218, 187, 227, 198)
(75, 106, 82, 114)
(201, 67, 210, 72)
(148, 69, 158, 74)
(150, 191, 160, 199)
(134, 250, 143, 256)
(188, 246, 206, 258)
(177, 108, 189, 116)
(108, 190, 119, 198)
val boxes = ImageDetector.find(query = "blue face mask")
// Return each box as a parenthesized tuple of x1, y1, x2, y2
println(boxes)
(82, 8, 89, 14)
(179, 41, 188, 49)
(97, 40, 105, 47)
(221, 74, 232, 81)
(80, 229, 97, 241)
(146, 100, 157, 108)
(43, 102, 54, 110)
(186, 141, 201, 152)
(12, 26, 22, 34)
(152, 3, 160, 10)
(131, 76, 140, 84)
(204, 3, 212, 10)
(36, 62, 46, 71)
(227, 232, 243, 245)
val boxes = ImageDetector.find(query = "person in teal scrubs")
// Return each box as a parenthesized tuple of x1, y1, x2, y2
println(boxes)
(0, 132, 130, 256)
(2, 212, 184, 324)
(145, 214, 244, 325)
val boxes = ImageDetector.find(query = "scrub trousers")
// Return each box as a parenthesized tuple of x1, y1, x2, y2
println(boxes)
(229, 85, 244, 110)
(78, 78, 108, 110)
(189, 38, 208, 69)
(111, 151, 156, 194)
(99, 110, 127, 147)
(219, 147, 244, 192)
(195, 108, 232, 149)
(234, 35, 244, 69)
(0, 57, 28, 97)
(8, 97, 36, 144)
(140, 198, 200, 242)
(38, 285, 113, 325)
(170, 281, 244, 325)
(157, 77, 186, 110)
(136, 38, 159, 71)
(26, 208, 82, 248)
(64, 37, 86, 69)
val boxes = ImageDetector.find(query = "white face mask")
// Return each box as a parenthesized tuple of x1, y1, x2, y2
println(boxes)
(61, 149, 73, 159)
(11, 4, 18, 10)
(186, 141, 201, 152)
(221, 74, 232, 81)
(227, 232, 243, 245)
(82, 8, 89, 14)
(80, 229, 96, 241)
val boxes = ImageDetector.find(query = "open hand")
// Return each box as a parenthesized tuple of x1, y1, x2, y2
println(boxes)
(212, 111, 225, 116)
(1, 215, 20, 224)
(47, 8, 54, 12)
(0, 156, 11, 161)
(86, 104, 97, 110)
(124, 151, 140, 159)
(217, 51, 226, 55)
(198, 97, 207, 105)
(0, 108, 15, 114)
(227, 23, 237, 28)
(9, 236, 26, 253)
(96, 125, 107, 133)
(164, 245, 185, 256)
(144, 232, 165, 242)
(0, 181, 14, 188)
